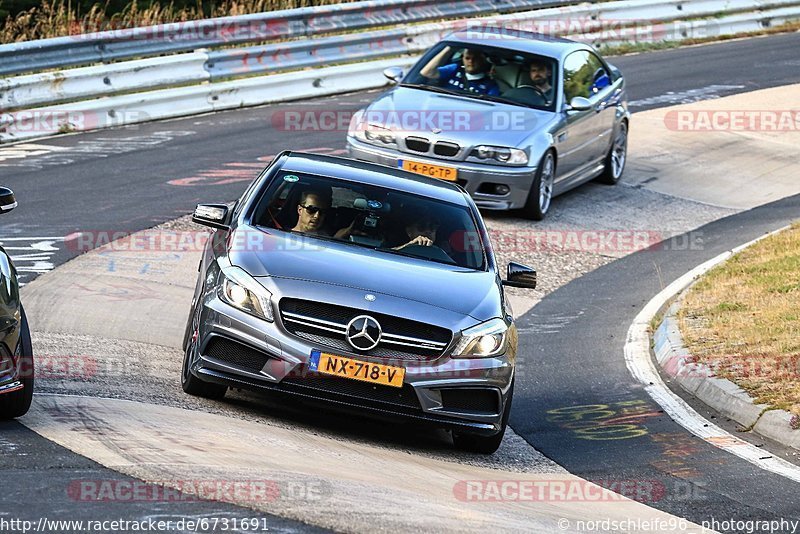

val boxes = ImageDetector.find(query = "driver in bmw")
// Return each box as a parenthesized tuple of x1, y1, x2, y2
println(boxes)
(524, 58, 553, 102)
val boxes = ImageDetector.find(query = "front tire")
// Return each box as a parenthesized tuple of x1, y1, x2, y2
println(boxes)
(0, 306, 34, 419)
(452, 381, 513, 455)
(597, 120, 627, 185)
(181, 306, 227, 400)
(521, 151, 555, 221)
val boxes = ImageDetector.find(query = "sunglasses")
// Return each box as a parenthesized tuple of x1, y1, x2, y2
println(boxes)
(299, 204, 328, 216)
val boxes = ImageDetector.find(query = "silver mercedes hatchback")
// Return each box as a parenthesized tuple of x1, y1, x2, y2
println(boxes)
(347, 29, 630, 220)
(182, 152, 537, 453)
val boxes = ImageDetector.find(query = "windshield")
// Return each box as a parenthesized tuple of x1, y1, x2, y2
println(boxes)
(402, 42, 558, 111)
(251, 171, 487, 270)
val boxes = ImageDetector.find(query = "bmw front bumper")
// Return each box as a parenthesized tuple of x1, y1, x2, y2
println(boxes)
(346, 137, 535, 211)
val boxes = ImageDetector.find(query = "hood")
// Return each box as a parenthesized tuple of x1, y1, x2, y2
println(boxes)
(228, 228, 502, 321)
(361, 85, 556, 148)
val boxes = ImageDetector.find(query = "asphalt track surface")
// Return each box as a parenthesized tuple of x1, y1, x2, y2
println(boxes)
(511, 193, 800, 530)
(1, 32, 800, 531)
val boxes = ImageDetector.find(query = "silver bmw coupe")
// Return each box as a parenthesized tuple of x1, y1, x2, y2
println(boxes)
(347, 29, 630, 220)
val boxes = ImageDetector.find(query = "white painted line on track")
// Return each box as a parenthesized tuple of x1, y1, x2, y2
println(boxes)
(624, 225, 800, 484)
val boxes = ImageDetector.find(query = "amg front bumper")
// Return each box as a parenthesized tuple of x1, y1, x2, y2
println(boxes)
(187, 296, 514, 436)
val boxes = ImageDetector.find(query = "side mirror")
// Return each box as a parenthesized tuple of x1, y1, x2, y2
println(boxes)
(503, 262, 537, 289)
(566, 96, 592, 112)
(383, 66, 404, 84)
(193, 203, 230, 230)
(0, 187, 17, 213)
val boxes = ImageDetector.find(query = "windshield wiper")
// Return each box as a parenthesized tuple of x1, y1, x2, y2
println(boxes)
(398, 83, 462, 97)
(467, 92, 532, 107)
(375, 246, 459, 266)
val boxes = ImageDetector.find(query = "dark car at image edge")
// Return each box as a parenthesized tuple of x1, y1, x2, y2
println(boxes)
(0, 187, 35, 420)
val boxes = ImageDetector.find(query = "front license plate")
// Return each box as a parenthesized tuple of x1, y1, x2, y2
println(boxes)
(309, 350, 405, 388)
(398, 159, 458, 181)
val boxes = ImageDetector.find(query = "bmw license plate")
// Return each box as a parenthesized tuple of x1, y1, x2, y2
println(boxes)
(309, 350, 405, 388)
(398, 159, 458, 181)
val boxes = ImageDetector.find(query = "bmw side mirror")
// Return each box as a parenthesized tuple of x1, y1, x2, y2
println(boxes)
(0, 187, 17, 213)
(566, 96, 592, 112)
(503, 262, 537, 289)
(193, 203, 230, 230)
(383, 66, 405, 84)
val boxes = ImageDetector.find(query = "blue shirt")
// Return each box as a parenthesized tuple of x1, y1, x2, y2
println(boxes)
(436, 63, 500, 96)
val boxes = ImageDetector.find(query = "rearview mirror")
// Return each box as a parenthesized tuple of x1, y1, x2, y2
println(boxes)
(566, 96, 592, 112)
(0, 187, 17, 214)
(502, 262, 537, 289)
(383, 66, 405, 84)
(193, 203, 230, 230)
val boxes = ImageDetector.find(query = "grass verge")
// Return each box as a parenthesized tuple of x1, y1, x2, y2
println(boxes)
(1, 0, 353, 43)
(678, 223, 800, 417)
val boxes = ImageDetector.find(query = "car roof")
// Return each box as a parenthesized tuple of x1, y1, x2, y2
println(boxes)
(442, 28, 591, 60)
(278, 152, 471, 205)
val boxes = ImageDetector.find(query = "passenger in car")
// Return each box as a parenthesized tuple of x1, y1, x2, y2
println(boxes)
(420, 46, 500, 96)
(291, 189, 332, 235)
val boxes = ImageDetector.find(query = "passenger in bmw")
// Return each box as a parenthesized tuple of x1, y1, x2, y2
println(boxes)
(420, 46, 500, 96)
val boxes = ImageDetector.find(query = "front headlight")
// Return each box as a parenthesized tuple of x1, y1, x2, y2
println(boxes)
(218, 265, 274, 322)
(470, 145, 528, 165)
(451, 318, 509, 358)
(363, 124, 396, 145)
(348, 111, 395, 146)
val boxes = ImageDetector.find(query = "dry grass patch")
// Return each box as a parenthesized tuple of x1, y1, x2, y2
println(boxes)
(1, 0, 354, 43)
(678, 223, 800, 417)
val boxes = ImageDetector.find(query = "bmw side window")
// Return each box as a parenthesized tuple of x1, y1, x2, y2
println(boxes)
(586, 52, 611, 96)
(562, 51, 593, 102)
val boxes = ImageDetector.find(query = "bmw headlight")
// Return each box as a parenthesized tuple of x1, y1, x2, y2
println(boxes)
(348, 111, 395, 146)
(470, 145, 528, 165)
(364, 125, 396, 145)
(218, 265, 274, 322)
(452, 318, 509, 358)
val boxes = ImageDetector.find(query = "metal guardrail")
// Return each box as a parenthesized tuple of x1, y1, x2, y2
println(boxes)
(0, 0, 576, 77)
(207, 0, 800, 80)
(1, 53, 209, 109)
(2, 0, 800, 143)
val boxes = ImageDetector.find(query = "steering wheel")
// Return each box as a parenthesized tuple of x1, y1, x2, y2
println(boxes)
(516, 84, 547, 98)
(515, 84, 552, 105)
(399, 244, 455, 264)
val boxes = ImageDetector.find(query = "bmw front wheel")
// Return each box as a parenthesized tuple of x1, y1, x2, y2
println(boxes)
(598, 120, 628, 185)
(521, 151, 555, 221)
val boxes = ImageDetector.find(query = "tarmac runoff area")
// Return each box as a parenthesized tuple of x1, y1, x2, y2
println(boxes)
(17, 83, 800, 531)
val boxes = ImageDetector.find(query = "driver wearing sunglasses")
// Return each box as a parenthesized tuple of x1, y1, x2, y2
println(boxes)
(292, 189, 331, 235)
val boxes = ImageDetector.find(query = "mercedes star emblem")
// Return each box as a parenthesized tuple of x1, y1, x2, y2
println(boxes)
(345, 315, 382, 351)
